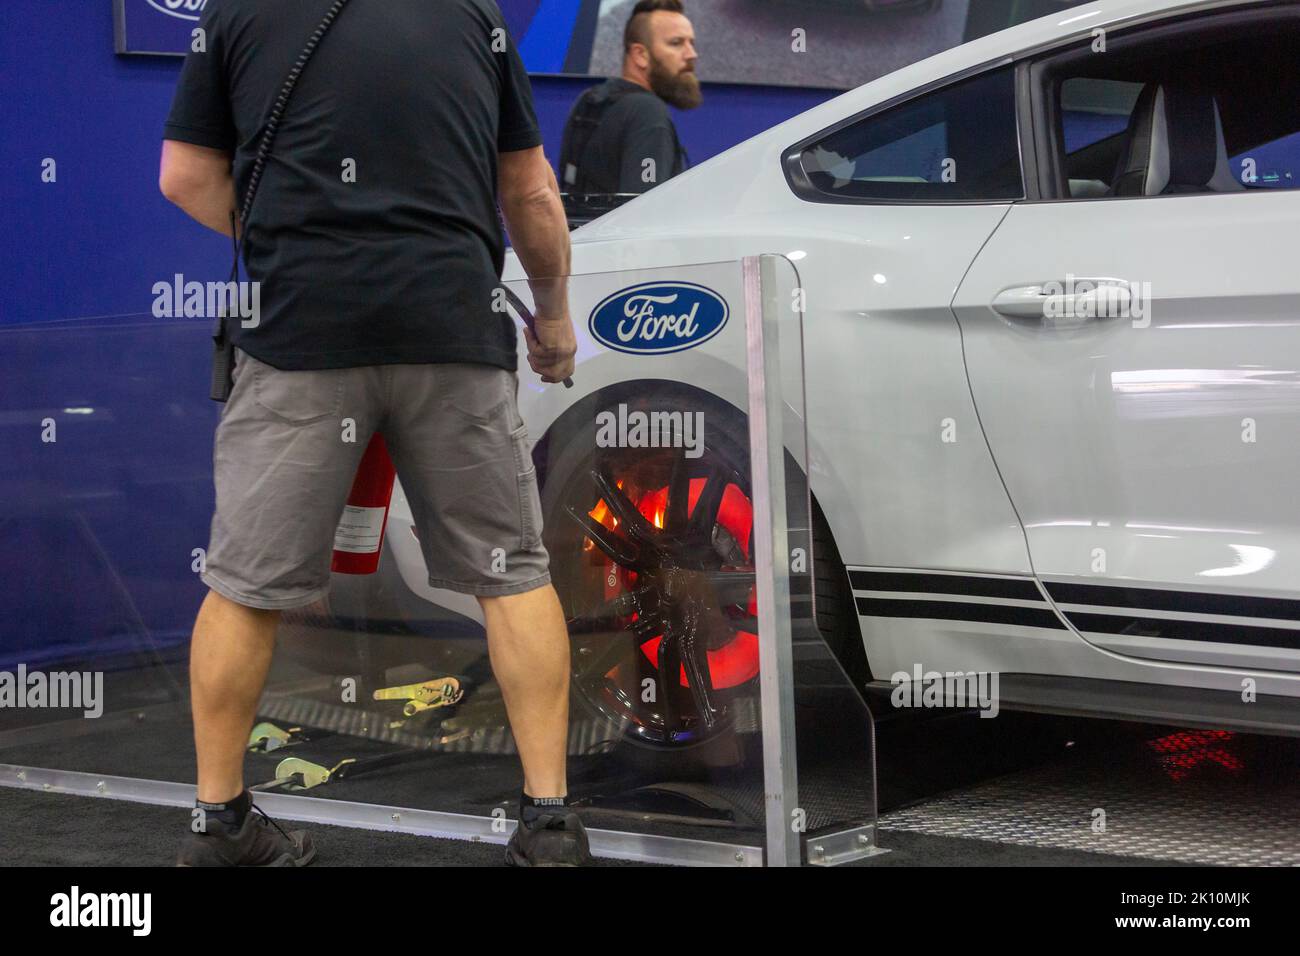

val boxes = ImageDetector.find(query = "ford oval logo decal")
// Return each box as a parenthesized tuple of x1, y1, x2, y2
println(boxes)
(589, 282, 729, 355)
(145, 0, 208, 22)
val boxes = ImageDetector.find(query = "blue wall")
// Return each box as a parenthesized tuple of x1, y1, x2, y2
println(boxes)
(1, 0, 837, 328)
(0, 0, 835, 664)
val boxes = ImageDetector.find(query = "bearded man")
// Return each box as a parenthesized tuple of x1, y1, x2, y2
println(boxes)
(559, 0, 700, 195)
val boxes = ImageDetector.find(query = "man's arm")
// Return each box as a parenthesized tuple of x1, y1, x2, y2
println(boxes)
(499, 145, 570, 284)
(159, 140, 238, 237)
(498, 145, 575, 384)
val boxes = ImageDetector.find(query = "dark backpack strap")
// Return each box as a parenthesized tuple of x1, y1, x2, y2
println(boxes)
(559, 82, 639, 194)
(670, 122, 688, 177)
(211, 0, 354, 402)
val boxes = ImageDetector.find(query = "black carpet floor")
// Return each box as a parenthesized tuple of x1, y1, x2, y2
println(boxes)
(0, 786, 646, 867)
(1, 785, 1171, 867)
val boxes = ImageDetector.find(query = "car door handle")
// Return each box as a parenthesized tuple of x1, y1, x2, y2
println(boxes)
(992, 279, 1132, 321)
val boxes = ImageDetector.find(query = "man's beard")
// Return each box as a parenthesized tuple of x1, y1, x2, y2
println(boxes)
(648, 58, 702, 110)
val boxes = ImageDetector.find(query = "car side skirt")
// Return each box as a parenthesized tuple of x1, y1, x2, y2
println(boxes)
(865, 673, 1300, 738)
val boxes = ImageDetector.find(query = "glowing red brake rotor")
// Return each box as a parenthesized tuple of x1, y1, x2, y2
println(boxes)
(613, 477, 758, 690)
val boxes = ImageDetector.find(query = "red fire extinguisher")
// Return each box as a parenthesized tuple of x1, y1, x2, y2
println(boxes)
(331, 433, 397, 575)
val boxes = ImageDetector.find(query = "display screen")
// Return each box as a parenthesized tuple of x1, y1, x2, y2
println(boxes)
(507, 0, 970, 90)
(116, 0, 978, 91)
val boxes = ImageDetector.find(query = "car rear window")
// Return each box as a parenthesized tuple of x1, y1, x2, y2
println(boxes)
(795, 66, 1023, 203)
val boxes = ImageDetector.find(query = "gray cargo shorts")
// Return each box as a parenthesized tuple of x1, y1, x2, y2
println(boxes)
(200, 347, 551, 610)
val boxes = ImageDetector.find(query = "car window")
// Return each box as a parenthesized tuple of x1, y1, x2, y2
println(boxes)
(1061, 78, 1142, 153)
(1058, 78, 1143, 198)
(795, 66, 1023, 202)
(1046, 12, 1300, 199)
(1230, 130, 1300, 188)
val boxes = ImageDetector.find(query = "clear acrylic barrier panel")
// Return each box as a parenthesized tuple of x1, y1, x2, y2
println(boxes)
(0, 256, 874, 865)
(763, 254, 879, 865)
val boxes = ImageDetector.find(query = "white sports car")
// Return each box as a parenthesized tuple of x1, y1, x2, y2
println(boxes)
(369, 0, 1300, 743)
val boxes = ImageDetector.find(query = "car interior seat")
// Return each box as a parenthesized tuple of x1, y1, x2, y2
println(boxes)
(1108, 83, 1245, 195)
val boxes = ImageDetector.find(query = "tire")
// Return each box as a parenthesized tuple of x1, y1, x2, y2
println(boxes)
(541, 388, 758, 750)
(539, 383, 869, 748)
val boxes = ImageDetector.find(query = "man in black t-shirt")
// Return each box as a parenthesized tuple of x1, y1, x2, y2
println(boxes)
(559, 0, 699, 196)
(160, 0, 586, 866)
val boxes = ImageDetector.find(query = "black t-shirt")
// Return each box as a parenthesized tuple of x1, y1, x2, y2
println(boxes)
(163, 0, 542, 371)
(560, 78, 686, 195)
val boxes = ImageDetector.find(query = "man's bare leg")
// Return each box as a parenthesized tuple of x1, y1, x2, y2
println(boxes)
(479, 583, 570, 797)
(190, 589, 280, 803)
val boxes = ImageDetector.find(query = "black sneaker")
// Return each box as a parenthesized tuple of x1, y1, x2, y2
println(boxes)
(505, 810, 593, 866)
(176, 804, 316, 867)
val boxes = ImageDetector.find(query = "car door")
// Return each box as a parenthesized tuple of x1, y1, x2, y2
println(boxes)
(953, 6, 1300, 674)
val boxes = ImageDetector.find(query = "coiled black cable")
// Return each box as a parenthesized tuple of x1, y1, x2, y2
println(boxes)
(229, 0, 353, 280)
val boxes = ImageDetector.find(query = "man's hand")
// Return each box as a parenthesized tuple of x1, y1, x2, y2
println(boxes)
(523, 314, 577, 384)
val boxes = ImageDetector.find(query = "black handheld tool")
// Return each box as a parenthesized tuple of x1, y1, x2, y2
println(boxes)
(502, 285, 574, 388)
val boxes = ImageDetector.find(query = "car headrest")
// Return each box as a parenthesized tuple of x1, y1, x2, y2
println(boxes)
(1109, 84, 1243, 195)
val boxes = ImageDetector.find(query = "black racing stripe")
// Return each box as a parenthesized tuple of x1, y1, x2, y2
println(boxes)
(1067, 612, 1300, 650)
(1046, 582, 1300, 623)
(856, 597, 1066, 629)
(848, 570, 1042, 602)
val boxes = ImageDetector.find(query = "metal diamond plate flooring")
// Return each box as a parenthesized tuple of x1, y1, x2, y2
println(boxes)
(878, 729, 1299, 866)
